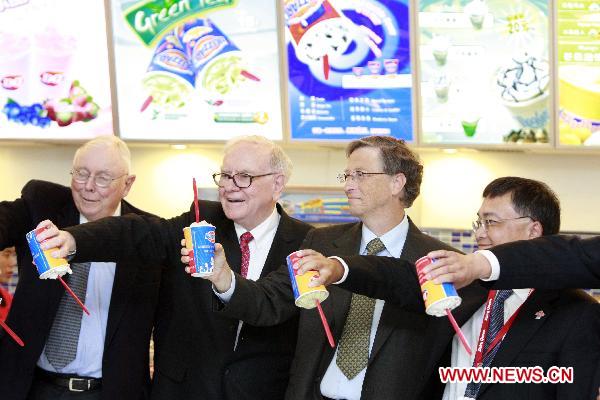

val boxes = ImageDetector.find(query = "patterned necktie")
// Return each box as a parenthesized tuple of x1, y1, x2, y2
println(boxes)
(239, 232, 254, 278)
(464, 289, 513, 398)
(336, 238, 386, 379)
(44, 262, 91, 370)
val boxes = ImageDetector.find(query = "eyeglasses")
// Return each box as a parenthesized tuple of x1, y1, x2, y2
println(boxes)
(472, 216, 533, 232)
(213, 172, 277, 189)
(337, 170, 388, 183)
(71, 169, 127, 188)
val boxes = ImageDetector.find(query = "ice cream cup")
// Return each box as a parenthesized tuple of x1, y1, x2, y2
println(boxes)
(34, 27, 77, 101)
(183, 221, 216, 277)
(286, 251, 329, 309)
(0, 32, 32, 105)
(415, 256, 461, 317)
(431, 36, 450, 66)
(502, 91, 550, 129)
(26, 228, 71, 280)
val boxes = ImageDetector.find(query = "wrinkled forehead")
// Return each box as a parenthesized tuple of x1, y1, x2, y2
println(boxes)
(222, 142, 272, 172)
(73, 144, 128, 173)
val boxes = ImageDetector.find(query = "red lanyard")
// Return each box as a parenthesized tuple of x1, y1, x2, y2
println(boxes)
(473, 289, 534, 367)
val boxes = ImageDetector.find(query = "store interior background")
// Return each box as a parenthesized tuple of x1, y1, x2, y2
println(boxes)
(1, 142, 599, 233)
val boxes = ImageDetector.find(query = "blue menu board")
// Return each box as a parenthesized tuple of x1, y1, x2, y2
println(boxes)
(285, 0, 413, 141)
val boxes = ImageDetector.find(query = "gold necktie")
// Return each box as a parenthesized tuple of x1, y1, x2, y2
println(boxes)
(336, 238, 386, 379)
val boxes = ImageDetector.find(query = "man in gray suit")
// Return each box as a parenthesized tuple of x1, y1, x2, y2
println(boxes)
(198, 136, 486, 400)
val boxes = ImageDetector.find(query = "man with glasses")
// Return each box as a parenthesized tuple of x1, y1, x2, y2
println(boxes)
(190, 135, 484, 400)
(326, 177, 600, 399)
(36, 135, 312, 400)
(0, 136, 162, 400)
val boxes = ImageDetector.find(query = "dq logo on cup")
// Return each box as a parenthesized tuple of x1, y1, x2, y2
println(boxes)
(415, 256, 461, 317)
(286, 251, 329, 309)
(183, 222, 216, 277)
(25, 228, 71, 279)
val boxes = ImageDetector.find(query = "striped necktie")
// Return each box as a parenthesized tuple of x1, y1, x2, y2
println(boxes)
(44, 262, 91, 369)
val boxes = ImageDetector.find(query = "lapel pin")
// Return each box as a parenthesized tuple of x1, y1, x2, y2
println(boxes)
(534, 310, 545, 319)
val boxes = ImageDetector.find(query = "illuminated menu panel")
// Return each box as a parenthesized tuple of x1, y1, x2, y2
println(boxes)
(419, 0, 551, 146)
(0, 0, 113, 139)
(285, 0, 414, 142)
(111, 0, 283, 140)
(557, 0, 600, 146)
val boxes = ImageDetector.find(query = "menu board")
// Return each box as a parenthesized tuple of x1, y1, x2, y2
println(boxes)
(419, 0, 551, 145)
(557, 0, 600, 146)
(0, 0, 113, 139)
(285, 0, 414, 141)
(110, 0, 283, 141)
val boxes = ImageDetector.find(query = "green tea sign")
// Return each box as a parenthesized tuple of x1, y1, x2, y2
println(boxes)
(123, 0, 235, 46)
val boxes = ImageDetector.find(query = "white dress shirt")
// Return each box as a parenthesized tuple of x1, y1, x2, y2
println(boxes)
(320, 215, 409, 400)
(37, 208, 120, 378)
(442, 288, 532, 400)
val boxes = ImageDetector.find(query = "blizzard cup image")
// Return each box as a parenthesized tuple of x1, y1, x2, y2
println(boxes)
(26, 227, 71, 279)
(286, 250, 329, 309)
(183, 221, 216, 277)
(415, 256, 461, 317)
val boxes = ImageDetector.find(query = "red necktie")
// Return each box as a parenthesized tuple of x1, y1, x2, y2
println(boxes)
(239, 232, 254, 278)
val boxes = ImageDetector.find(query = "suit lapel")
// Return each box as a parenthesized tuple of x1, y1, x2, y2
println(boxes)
(104, 202, 141, 347)
(317, 223, 362, 374)
(476, 290, 556, 397)
(330, 223, 362, 330)
(369, 219, 422, 360)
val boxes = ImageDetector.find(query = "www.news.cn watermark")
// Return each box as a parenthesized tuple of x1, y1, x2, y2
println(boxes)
(439, 366, 574, 384)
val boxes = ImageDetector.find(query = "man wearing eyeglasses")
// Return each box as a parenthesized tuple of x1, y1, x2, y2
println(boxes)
(328, 177, 600, 399)
(35, 135, 312, 400)
(187, 135, 485, 400)
(0, 136, 162, 400)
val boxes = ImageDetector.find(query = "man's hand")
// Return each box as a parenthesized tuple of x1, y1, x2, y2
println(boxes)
(293, 249, 344, 287)
(181, 240, 232, 293)
(423, 250, 492, 289)
(35, 220, 76, 259)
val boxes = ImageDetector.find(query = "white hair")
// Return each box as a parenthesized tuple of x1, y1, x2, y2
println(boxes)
(223, 135, 292, 183)
(73, 135, 132, 173)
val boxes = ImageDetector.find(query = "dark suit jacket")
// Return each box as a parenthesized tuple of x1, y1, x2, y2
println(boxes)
(333, 255, 600, 399)
(473, 289, 600, 400)
(489, 235, 600, 289)
(222, 218, 488, 400)
(65, 201, 312, 400)
(0, 180, 162, 400)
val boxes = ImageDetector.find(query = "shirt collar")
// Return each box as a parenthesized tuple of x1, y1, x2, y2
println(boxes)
(80, 204, 121, 224)
(512, 288, 533, 302)
(234, 207, 280, 243)
(360, 214, 409, 258)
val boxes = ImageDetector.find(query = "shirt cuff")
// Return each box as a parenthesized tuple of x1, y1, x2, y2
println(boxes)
(328, 256, 349, 284)
(214, 270, 236, 302)
(475, 250, 500, 281)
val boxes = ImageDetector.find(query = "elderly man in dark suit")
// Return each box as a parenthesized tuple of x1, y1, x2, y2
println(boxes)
(192, 136, 486, 400)
(35, 136, 312, 400)
(0, 136, 161, 400)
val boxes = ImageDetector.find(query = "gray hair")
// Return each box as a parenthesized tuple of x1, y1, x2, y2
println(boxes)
(73, 136, 132, 173)
(224, 135, 292, 183)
